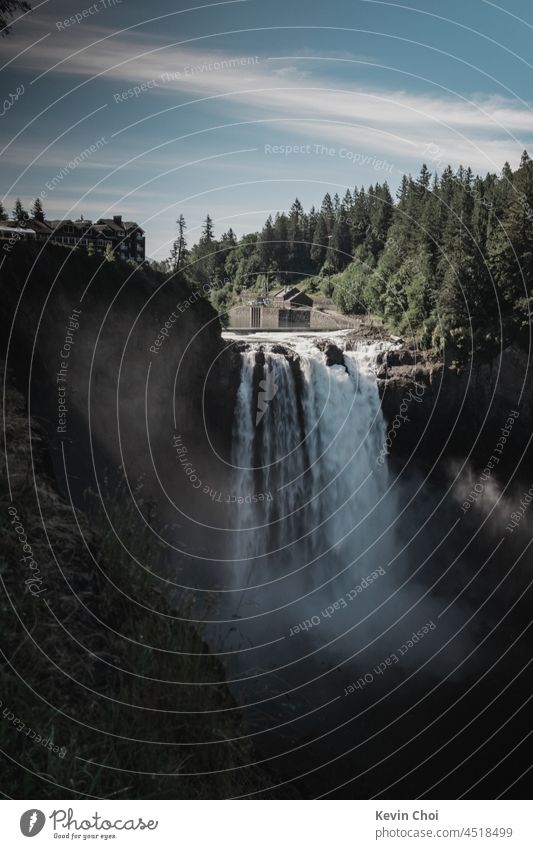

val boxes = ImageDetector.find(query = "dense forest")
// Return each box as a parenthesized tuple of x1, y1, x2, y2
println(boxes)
(168, 152, 533, 352)
(7, 153, 532, 352)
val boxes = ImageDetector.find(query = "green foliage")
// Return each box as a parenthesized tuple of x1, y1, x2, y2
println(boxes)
(332, 264, 369, 314)
(209, 283, 235, 327)
(161, 152, 533, 353)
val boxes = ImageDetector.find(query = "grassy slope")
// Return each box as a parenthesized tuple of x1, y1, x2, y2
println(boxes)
(0, 373, 267, 799)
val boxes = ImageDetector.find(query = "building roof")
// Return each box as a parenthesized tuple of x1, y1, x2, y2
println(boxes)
(0, 224, 36, 235)
(29, 219, 53, 234)
(272, 286, 300, 300)
(124, 221, 144, 234)
(287, 291, 313, 306)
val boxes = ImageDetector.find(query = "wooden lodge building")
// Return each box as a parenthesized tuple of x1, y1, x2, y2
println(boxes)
(0, 214, 145, 263)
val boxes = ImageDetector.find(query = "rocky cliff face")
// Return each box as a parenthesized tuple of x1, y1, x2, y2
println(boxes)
(375, 343, 533, 466)
(1, 244, 240, 536)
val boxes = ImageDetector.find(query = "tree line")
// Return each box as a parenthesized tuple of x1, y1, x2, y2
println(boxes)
(7, 150, 532, 352)
(168, 152, 533, 350)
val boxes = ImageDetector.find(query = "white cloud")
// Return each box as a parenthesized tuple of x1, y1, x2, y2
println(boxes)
(6, 20, 531, 172)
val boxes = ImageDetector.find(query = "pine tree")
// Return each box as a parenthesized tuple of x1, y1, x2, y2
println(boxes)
(367, 183, 393, 257)
(202, 214, 214, 242)
(310, 214, 328, 271)
(31, 197, 45, 221)
(350, 187, 370, 253)
(12, 198, 28, 226)
(437, 173, 478, 341)
(0, 200, 6, 221)
(320, 193, 335, 233)
(215, 229, 237, 281)
(272, 213, 289, 277)
(326, 214, 351, 272)
(170, 214, 187, 272)
(188, 213, 217, 287)
(288, 198, 305, 274)
(259, 215, 276, 270)
(488, 150, 533, 306)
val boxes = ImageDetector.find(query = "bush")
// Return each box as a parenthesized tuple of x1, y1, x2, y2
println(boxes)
(331, 264, 369, 314)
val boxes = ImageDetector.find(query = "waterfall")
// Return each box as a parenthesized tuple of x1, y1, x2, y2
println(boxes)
(216, 331, 467, 716)
(228, 334, 396, 620)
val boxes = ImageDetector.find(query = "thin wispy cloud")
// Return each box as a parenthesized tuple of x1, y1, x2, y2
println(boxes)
(6, 21, 530, 171)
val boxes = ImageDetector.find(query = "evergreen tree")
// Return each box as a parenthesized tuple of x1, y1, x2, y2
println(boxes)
(202, 214, 214, 242)
(272, 213, 289, 277)
(488, 151, 533, 306)
(215, 228, 237, 282)
(288, 198, 306, 274)
(437, 172, 478, 341)
(259, 215, 276, 270)
(31, 197, 45, 221)
(310, 214, 328, 271)
(170, 214, 188, 273)
(0, 200, 6, 221)
(350, 187, 371, 253)
(320, 193, 335, 233)
(0, 0, 29, 35)
(326, 214, 351, 272)
(188, 214, 218, 287)
(342, 189, 353, 209)
(173, 152, 533, 350)
(12, 198, 28, 226)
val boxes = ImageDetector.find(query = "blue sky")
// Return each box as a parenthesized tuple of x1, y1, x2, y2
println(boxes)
(2, 0, 533, 258)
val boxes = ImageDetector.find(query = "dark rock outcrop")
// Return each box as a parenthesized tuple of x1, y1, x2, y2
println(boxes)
(376, 343, 533, 466)
(314, 339, 346, 369)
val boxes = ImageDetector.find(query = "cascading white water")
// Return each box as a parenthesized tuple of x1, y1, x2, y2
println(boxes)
(228, 333, 396, 611)
(216, 331, 467, 713)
